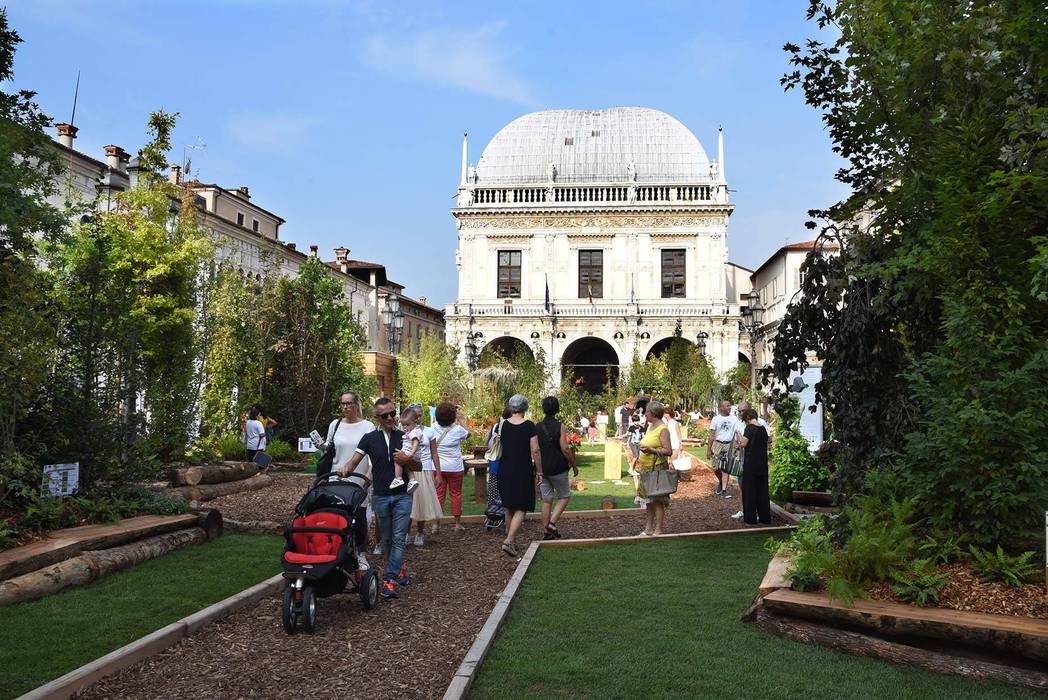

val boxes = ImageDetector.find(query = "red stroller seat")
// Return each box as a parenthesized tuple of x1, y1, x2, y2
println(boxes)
(283, 512, 349, 565)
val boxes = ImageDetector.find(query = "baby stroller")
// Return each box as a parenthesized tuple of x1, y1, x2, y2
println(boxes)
(484, 470, 506, 532)
(280, 472, 379, 634)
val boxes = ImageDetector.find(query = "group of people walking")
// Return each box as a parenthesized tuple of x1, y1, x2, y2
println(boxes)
(316, 388, 773, 601)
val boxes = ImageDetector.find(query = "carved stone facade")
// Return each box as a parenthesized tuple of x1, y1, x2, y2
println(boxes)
(446, 108, 746, 392)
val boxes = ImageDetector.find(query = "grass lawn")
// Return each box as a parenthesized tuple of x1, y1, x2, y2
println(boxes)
(448, 446, 637, 516)
(0, 532, 282, 699)
(470, 534, 1030, 700)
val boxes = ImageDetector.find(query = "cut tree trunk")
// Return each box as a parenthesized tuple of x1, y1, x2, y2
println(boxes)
(0, 527, 207, 607)
(170, 463, 260, 487)
(763, 589, 1048, 664)
(196, 509, 224, 540)
(752, 607, 1048, 693)
(789, 490, 834, 507)
(0, 514, 199, 581)
(166, 474, 273, 503)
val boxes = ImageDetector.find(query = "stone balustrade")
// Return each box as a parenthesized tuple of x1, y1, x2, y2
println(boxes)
(466, 182, 727, 208)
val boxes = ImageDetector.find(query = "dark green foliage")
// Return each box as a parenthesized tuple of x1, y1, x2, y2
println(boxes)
(781, 517, 836, 592)
(21, 497, 69, 531)
(770, 1, 1048, 548)
(969, 545, 1040, 588)
(265, 439, 294, 462)
(769, 396, 829, 502)
(918, 533, 964, 565)
(212, 433, 247, 461)
(892, 561, 949, 607)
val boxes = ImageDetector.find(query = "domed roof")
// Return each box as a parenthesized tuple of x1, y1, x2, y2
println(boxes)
(474, 107, 711, 185)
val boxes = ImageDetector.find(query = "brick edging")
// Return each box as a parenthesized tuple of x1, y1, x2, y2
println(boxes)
(17, 573, 284, 700)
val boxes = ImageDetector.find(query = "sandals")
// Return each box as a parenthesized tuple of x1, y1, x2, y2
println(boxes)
(501, 543, 520, 558)
(544, 523, 563, 540)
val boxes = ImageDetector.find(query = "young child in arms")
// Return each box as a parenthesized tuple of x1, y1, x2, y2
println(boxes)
(389, 404, 421, 494)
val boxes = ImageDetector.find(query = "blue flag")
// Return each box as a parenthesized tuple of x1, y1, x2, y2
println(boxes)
(544, 276, 551, 313)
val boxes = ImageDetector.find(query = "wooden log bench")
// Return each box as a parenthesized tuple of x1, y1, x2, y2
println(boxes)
(762, 588, 1048, 664)
(0, 513, 201, 581)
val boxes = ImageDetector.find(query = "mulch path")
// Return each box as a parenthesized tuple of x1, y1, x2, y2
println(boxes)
(868, 562, 1048, 620)
(83, 470, 771, 699)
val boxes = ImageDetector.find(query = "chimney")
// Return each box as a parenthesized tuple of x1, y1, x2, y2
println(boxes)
(236, 186, 250, 199)
(56, 123, 78, 148)
(334, 246, 349, 263)
(169, 164, 181, 185)
(419, 296, 427, 306)
(309, 245, 318, 257)
(104, 145, 129, 173)
(286, 242, 296, 251)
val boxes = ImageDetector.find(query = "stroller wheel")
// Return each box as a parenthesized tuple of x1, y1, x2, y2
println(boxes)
(281, 585, 297, 634)
(301, 586, 317, 634)
(360, 569, 379, 610)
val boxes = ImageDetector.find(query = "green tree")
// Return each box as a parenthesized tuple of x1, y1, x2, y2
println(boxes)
(397, 331, 467, 408)
(769, 396, 829, 502)
(262, 257, 373, 438)
(773, 0, 1048, 543)
(0, 10, 65, 458)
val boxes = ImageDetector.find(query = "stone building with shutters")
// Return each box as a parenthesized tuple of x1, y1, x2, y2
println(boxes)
(445, 107, 747, 393)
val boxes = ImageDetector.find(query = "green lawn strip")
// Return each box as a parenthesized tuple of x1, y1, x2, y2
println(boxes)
(447, 449, 635, 516)
(470, 534, 1029, 700)
(0, 532, 282, 699)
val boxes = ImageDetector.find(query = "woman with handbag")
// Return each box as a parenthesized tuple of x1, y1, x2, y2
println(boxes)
(318, 390, 374, 569)
(636, 400, 675, 536)
(738, 408, 772, 525)
(496, 394, 543, 558)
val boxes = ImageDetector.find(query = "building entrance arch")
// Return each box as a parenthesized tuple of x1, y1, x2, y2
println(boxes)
(479, 335, 534, 367)
(561, 337, 619, 395)
(646, 336, 695, 360)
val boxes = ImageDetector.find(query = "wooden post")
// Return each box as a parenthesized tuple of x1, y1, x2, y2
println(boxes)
(604, 437, 623, 480)
(465, 459, 487, 503)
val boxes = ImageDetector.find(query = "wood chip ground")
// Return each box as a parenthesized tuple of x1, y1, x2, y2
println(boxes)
(83, 471, 763, 698)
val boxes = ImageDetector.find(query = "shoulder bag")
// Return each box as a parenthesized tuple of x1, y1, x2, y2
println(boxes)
(484, 420, 504, 462)
(638, 433, 679, 497)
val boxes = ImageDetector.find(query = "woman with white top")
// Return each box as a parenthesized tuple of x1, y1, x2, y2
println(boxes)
(432, 402, 471, 532)
(327, 390, 375, 569)
(409, 404, 444, 546)
(243, 406, 267, 461)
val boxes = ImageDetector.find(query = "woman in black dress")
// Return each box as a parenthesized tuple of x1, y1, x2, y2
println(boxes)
(496, 394, 543, 557)
(738, 408, 771, 525)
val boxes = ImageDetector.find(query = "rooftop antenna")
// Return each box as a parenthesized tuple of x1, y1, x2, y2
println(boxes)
(69, 70, 81, 125)
(182, 137, 206, 177)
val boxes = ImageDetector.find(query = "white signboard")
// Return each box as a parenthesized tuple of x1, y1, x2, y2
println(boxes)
(42, 462, 79, 497)
(298, 438, 316, 453)
(791, 367, 824, 451)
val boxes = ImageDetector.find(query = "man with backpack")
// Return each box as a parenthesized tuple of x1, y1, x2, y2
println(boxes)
(537, 396, 579, 540)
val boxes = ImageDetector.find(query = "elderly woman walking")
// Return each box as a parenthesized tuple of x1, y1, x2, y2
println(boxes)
(496, 394, 543, 557)
(636, 400, 674, 536)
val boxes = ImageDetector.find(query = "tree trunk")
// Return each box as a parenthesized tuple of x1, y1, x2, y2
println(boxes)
(196, 509, 224, 540)
(170, 462, 259, 487)
(166, 473, 272, 503)
(0, 527, 207, 607)
(752, 608, 1048, 693)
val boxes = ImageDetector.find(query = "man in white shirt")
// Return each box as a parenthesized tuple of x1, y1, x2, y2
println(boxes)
(706, 400, 741, 498)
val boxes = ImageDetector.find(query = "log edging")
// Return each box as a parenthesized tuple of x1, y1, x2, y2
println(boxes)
(442, 526, 794, 699)
(16, 573, 284, 700)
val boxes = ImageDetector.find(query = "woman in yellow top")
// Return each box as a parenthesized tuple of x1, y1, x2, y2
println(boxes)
(636, 400, 674, 536)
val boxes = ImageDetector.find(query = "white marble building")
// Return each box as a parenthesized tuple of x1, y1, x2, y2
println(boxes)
(445, 107, 745, 392)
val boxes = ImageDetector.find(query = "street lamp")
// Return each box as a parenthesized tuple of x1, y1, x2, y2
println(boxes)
(695, 330, 709, 355)
(383, 295, 404, 354)
(741, 290, 765, 399)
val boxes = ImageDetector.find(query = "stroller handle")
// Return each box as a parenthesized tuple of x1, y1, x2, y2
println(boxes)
(314, 471, 371, 488)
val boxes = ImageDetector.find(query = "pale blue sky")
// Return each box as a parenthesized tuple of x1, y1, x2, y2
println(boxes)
(6, 0, 845, 308)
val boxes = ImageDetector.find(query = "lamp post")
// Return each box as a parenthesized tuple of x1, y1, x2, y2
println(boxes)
(464, 332, 481, 371)
(740, 290, 765, 400)
(382, 295, 404, 355)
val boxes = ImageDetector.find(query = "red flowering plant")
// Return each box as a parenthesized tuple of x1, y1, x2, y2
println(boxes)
(565, 432, 582, 454)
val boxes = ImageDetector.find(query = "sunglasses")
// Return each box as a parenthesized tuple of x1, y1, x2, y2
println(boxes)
(340, 401, 358, 407)
(378, 410, 397, 420)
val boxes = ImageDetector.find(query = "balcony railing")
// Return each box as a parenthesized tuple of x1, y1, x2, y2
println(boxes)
(465, 182, 727, 208)
(447, 301, 739, 318)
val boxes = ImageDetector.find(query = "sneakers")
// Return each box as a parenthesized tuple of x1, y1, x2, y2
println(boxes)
(627, 467, 640, 477)
(356, 553, 370, 570)
(381, 577, 398, 599)
(395, 566, 413, 586)
(633, 495, 643, 506)
(372, 542, 385, 556)
(721, 492, 732, 499)
(714, 485, 724, 495)
(389, 477, 405, 489)
(414, 533, 424, 547)
(406, 479, 419, 494)
(730, 510, 744, 520)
